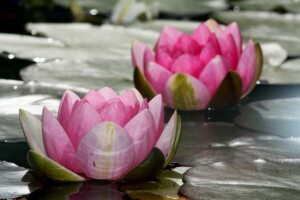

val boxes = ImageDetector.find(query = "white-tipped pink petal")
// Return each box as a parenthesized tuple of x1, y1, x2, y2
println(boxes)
(97, 98, 132, 127)
(19, 109, 46, 156)
(237, 40, 257, 94)
(164, 74, 211, 110)
(42, 107, 82, 173)
(83, 90, 106, 109)
(204, 19, 222, 35)
(124, 109, 156, 166)
(155, 111, 178, 162)
(171, 54, 205, 77)
(131, 88, 144, 103)
(199, 56, 230, 96)
(145, 62, 172, 95)
(192, 23, 212, 46)
(66, 102, 102, 149)
(131, 40, 147, 73)
(76, 122, 136, 180)
(148, 94, 164, 141)
(97, 87, 118, 100)
(155, 26, 183, 51)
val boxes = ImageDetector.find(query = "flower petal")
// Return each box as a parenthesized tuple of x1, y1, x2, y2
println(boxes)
(145, 62, 172, 95)
(155, 48, 174, 71)
(192, 23, 212, 46)
(155, 26, 183, 51)
(124, 109, 156, 166)
(57, 90, 80, 130)
(83, 90, 106, 109)
(98, 98, 133, 127)
(155, 111, 181, 167)
(204, 19, 222, 35)
(134, 67, 156, 100)
(97, 87, 118, 100)
(27, 150, 85, 181)
(242, 43, 263, 97)
(19, 109, 46, 156)
(131, 40, 147, 73)
(219, 34, 239, 69)
(131, 88, 144, 103)
(236, 39, 257, 93)
(143, 47, 155, 70)
(171, 34, 201, 58)
(66, 102, 102, 149)
(164, 73, 211, 110)
(171, 54, 205, 77)
(222, 22, 242, 56)
(199, 56, 230, 96)
(149, 94, 164, 141)
(139, 98, 149, 112)
(119, 89, 140, 114)
(76, 122, 136, 180)
(42, 107, 82, 173)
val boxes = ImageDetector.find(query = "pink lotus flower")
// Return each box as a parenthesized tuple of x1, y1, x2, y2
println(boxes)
(132, 19, 263, 110)
(19, 87, 181, 181)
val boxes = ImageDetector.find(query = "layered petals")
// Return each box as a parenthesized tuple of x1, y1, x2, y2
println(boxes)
(124, 109, 156, 166)
(77, 122, 136, 180)
(155, 26, 183, 51)
(145, 62, 172, 95)
(131, 19, 262, 110)
(199, 56, 230, 96)
(66, 102, 102, 149)
(42, 107, 81, 173)
(20, 87, 182, 181)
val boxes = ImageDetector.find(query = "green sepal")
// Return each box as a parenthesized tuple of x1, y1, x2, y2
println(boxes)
(134, 67, 156, 100)
(164, 115, 182, 168)
(242, 42, 264, 98)
(209, 71, 243, 108)
(124, 147, 165, 181)
(170, 73, 200, 110)
(27, 150, 86, 182)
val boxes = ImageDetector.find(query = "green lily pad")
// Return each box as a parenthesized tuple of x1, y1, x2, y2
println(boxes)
(134, 67, 156, 100)
(181, 160, 300, 199)
(124, 148, 165, 181)
(209, 71, 243, 108)
(27, 150, 86, 182)
(0, 161, 38, 199)
(235, 98, 300, 137)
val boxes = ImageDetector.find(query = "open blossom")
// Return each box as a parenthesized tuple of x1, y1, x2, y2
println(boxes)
(19, 87, 180, 181)
(132, 19, 263, 110)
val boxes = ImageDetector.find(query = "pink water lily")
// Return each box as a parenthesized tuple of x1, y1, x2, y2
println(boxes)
(132, 19, 263, 110)
(19, 87, 181, 181)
